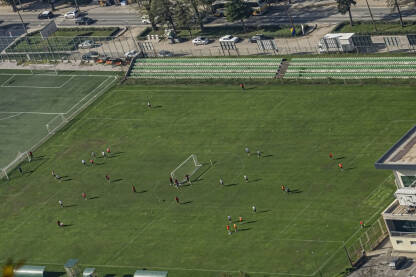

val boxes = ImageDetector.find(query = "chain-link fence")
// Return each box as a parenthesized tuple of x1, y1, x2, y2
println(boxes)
(317, 217, 389, 277)
(1, 34, 416, 63)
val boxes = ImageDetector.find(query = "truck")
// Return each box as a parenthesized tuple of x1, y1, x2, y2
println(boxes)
(318, 33, 356, 53)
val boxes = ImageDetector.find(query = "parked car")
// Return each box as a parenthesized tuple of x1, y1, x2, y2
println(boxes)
(75, 17, 94, 25)
(389, 256, 407, 270)
(141, 16, 151, 24)
(219, 35, 240, 43)
(158, 50, 173, 57)
(38, 11, 54, 19)
(82, 51, 99, 61)
(192, 36, 209, 46)
(249, 34, 269, 43)
(96, 55, 108, 63)
(124, 50, 139, 58)
(64, 9, 80, 19)
(78, 40, 99, 49)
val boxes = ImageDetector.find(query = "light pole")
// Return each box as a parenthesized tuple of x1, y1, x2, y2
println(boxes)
(14, 0, 28, 35)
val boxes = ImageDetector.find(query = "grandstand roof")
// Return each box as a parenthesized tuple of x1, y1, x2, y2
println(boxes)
(375, 125, 416, 170)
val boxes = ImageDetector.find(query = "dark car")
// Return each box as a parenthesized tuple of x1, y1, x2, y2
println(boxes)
(249, 34, 269, 43)
(389, 256, 407, 270)
(75, 17, 94, 25)
(38, 11, 54, 19)
(81, 51, 99, 61)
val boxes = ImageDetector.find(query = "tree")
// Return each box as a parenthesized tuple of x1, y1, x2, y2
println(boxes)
(336, 0, 356, 26)
(200, 0, 216, 15)
(225, 0, 252, 32)
(137, 0, 157, 30)
(151, 0, 177, 32)
(386, 0, 405, 27)
(174, 1, 194, 36)
(188, 0, 204, 30)
(364, 0, 376, 31)
(1, 0, 18, 12)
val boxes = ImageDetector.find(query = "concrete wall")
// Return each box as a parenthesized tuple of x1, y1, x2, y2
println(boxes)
(390, 236, 416, 252)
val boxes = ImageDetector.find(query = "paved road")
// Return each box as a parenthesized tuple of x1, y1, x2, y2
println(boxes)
(1, 5, 415, 30)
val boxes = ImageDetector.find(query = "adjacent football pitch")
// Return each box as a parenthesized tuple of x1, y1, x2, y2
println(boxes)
(1, 81, 415, 277)
(0, 72, 117, 170)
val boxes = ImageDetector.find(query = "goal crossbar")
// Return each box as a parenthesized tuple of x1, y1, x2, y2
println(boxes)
(170, 154, 202, 182)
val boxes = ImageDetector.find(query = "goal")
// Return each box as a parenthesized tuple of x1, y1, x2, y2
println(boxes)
(170, 154, 202, 183)
(29, 63, 58, 75)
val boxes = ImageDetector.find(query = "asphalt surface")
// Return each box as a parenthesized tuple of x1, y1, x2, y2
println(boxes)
(0, 5, 415, 30)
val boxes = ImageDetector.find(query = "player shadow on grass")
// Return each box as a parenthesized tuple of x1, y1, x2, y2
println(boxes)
(104, 274, 116, 277)
(108, 152, 124, 158)
(64, 204, 77, 208)
(258, 209, 271, 213)
(181, 201, 193, 205)
(89, 196, 100, 200)
(289, 189, 302, 194)
(263, 154, 273, 158)
(152, 105, 163, 109)
(112, 178, 123, 183)
(225, 183, 237, 187)
(239, 228, 251, 231)
(242, 220, 256, 224)
(138, 190, 147, 193)
(335, 156, 345, 160)
(61, 224, 73, 227)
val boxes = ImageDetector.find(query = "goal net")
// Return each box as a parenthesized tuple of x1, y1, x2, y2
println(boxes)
(170, 154, 202, 183)
(1, 151, 30, 180)
(29, 63, 58, 75)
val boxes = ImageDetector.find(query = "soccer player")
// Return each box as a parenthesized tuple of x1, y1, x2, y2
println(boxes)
(226, 225, 231, 235)
(105, 174, 110, 183)
(106, 147, 111, 157)
(239, 216, 243, 222)
(256, 150, 261, 158)
(252, 205, 256, 213)
(338, 163, 343, 170)
(234, 223, 238, 232)
(58, 200, 63, 208)
(329, 152, 333, 159)
(281, 185, 285, 192)
(55, 174, 62, 182)
(82, 159, 86, 165)
(101, 151, 105, 158)
(147, 101, 152, 108)
(52, 170, 55, 177)
(91, 151, 96, 159)
(220, 178, 224, 186)
(240, 83, 245, 90)
(18, 166, 23, 175)
(174, 178, 179, 189)
(90, 159, 94, 166)
(285, 187, 290, 193)
(57, 220, 61, 227)
(169, 176, 173, 186)
(245, 147, 250, 156)
(360, 220, 364, 228)
(82, 192, 87, 200)
(185, 174, 191, 185)
(29, 151, 33, 161)
(227, 215, 231, 223)
(132, 184, 136, 193)
(244, 175, 248, 182)
(175, 196, 180, 204)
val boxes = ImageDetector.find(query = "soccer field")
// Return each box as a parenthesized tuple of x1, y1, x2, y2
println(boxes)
(1, 82, 415, 277)
(0, 72, 117, 170)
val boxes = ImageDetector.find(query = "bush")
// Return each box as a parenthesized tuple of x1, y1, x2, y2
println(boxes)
(334, 20, 416, 35)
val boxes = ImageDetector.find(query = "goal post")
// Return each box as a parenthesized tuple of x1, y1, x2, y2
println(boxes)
(170, 154, 202, 183)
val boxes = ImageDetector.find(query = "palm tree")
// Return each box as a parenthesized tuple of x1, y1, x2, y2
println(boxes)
(336, 0, 357, 26)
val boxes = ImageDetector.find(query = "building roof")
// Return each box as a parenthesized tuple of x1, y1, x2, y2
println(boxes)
(375, 125, 416, 170)
(323, 33, 355, 39)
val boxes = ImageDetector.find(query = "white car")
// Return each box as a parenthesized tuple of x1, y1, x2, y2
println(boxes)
(219, 35, 240, 43)
(78, 40, 97, 49)
(141, 16, 151, 24)
(124, 50, 138, 58)
(192, 36, 209, 45)
(64, 9, 80, 19)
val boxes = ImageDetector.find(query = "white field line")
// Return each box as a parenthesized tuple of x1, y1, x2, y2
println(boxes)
(313, 175, 394, 275)
(0, 112, 65, 115)
(58, 75, 75, 88)
(4, 261, 314, 276)
(0, 113, 22, 121)
(278, 203, 312, 234)
(1, 74, 15, 87)
(64, 76, 115, 115)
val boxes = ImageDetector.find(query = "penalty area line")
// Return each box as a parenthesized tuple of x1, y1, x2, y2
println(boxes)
(0, 112, 65, 115)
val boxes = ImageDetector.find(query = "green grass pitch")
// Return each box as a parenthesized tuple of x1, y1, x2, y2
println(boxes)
(0, 73, 115, 169)
(1, 81, 415, 277)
